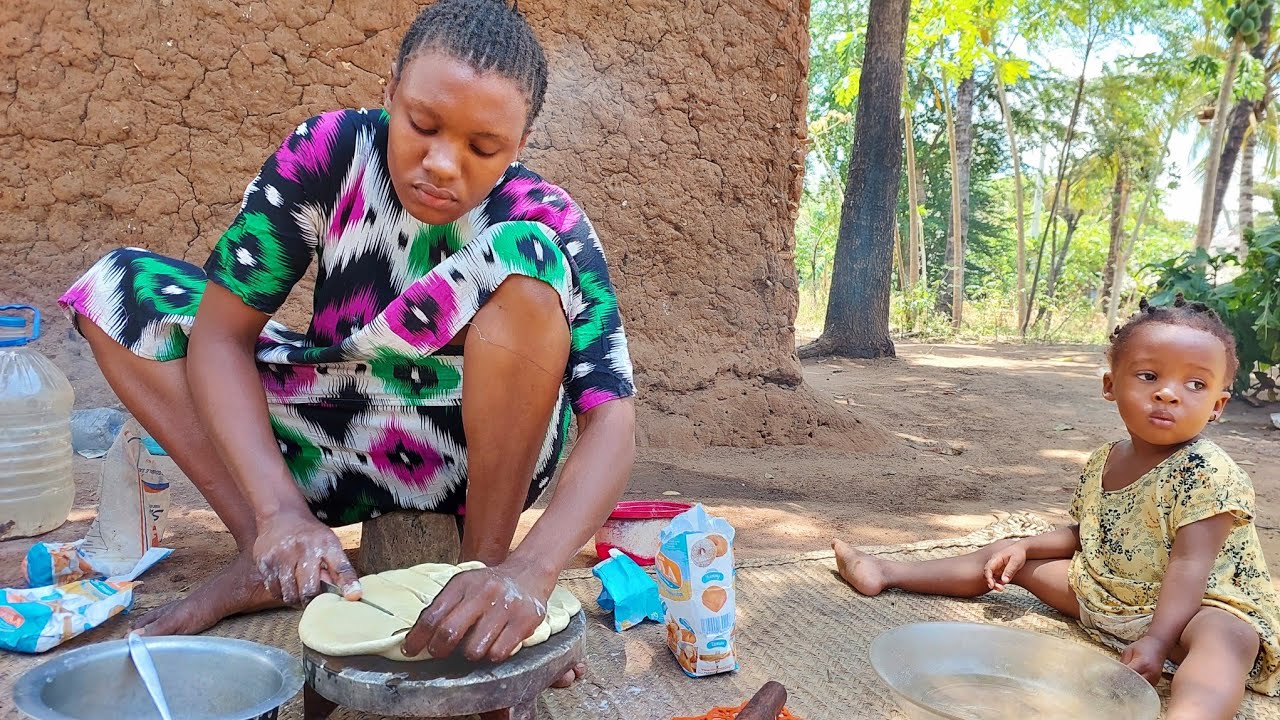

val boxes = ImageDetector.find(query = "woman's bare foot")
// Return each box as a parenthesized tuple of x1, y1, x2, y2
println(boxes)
(832, 539, 889, 596)
(551, 661, 587, 689)
(476, 664, 585, 720)
(134, 551, 285, 636)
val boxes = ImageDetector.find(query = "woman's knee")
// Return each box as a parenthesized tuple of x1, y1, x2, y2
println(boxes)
(470, 275, 569, 350)
(486, 275, 563, 316)
(77, 314, 125, 358)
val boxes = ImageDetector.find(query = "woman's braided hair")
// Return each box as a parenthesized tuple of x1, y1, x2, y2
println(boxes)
(1108, 294, 1240, 384)
(396, 0, 548, 129)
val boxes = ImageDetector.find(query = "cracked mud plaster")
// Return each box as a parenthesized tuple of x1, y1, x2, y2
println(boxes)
(0, 0, 879, 450)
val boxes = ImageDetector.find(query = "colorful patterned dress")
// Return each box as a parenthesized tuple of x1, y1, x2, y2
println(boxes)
(60, 108, 635, 527)
(1069, 438, 1280, 694)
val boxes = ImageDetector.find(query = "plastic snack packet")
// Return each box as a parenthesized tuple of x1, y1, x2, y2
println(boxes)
(0, 547, 168, 653)
(592, 548, 664, 632)
(0, 578, 134, 653)
(655, 504, 737, 677)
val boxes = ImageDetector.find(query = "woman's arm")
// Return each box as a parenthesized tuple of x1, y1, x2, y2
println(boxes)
(506, 396, 636, 582)
(403, 396, 635, 661)
(188, 284, 361, 602)
(1123, 512, 1235, 683)
(188, 285, 305, 519)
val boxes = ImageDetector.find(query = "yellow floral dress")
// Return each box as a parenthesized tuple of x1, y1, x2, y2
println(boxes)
(1068, 438, 1280, 694)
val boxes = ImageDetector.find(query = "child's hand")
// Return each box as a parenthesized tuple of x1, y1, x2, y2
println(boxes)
(1122, 635, 1170, 686)
(982, 543, 1027, 591)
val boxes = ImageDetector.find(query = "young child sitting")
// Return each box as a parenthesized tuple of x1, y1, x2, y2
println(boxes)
(833, 296, 1280, 720)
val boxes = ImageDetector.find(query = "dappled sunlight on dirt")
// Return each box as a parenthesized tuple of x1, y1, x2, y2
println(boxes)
(1040, 448, 1094, 463)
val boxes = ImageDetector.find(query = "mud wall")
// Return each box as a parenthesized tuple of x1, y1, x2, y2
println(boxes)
(0, 0, 871, 449)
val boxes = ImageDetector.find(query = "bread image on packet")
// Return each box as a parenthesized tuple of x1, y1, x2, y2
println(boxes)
(655, 503, 737, 677)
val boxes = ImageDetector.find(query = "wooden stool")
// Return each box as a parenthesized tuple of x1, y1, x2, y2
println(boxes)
(358, 510, 461, 574)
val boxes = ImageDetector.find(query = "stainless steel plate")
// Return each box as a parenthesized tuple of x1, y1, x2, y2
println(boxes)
(13, 636, 303, 720)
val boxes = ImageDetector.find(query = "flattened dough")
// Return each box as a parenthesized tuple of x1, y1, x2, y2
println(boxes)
(299, 561, 583, 661)
(378, 569, 445, 603)
(299, 594, 414, 658)
(358, 575, 429, 623)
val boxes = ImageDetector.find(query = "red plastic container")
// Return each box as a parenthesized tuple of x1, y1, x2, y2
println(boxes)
(593, 500, 692, 566)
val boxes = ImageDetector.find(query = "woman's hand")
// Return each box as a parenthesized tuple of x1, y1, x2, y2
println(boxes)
(401, 562, 555, 662)
(1122, 635, 1171, 686)
(252, 509, 361, 606)
(983, 543, 1028, 591)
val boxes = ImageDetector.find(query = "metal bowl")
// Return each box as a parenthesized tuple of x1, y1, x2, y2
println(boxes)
(13, 636, 303, 720)
(870, 622, 1160, 720)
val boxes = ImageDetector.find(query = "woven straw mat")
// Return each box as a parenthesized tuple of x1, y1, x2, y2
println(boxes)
(1, 512, 1276, 719)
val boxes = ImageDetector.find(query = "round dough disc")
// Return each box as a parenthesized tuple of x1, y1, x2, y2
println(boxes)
(358, 575, 429, 623)
(377, 569, 445, 603)
(299, 562, 581, 661)
(299, 594, 411, 657)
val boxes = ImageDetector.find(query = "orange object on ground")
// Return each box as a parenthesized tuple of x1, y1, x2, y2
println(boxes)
(672, 700, 803, 720)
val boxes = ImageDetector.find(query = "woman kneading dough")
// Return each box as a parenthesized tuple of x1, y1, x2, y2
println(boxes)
(58, 0, 635, 689)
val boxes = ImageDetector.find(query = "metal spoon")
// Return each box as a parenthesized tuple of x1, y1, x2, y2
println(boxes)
(127, 632, 174, 720)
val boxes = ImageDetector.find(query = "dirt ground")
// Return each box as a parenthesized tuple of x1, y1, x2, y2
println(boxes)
(3, 341, 1278, 607)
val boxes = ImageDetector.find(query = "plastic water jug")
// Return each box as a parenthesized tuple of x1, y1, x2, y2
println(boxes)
(0, 305, 74, 539)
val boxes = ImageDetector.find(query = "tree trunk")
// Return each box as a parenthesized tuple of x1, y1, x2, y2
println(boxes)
(1209, 7, 1271, 233)
(1099, 160, 1131, 310)
(799, 0, 909, 360)
(995, 68, 1029, 331)
(1105, 122, 1176, 335)
(809, 234, 820, 304)
(904, 105, 924, 292)
(938, 74, 975, 326)
(1240, 125, 1257, 255)
(1031, 152, 1045, 245)
(1021, 28, 1095, 335)
(1048, 209, 1081, 297)
(1035, 204, 1082, 326)
(893, 220, 907, 292)
(1211, 99, 1259, 227)
(1196, 36, 1247, 249)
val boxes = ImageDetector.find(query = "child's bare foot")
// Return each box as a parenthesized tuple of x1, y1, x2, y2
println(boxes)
(833, 539, 889, 596)
(134, 551, 285, 636)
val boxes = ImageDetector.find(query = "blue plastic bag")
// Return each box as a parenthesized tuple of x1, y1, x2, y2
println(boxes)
(0, 578, 136, 653)
(592, 548, 664, 632)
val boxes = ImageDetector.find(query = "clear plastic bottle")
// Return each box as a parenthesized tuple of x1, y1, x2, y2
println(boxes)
(0, 305, 74, 538)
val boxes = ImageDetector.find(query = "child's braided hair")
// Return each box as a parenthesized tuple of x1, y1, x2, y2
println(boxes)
(396, 0, 549, 129)
(1108, 294, 1239, 385)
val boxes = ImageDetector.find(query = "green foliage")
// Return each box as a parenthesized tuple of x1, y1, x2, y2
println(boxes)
(1145, 227, 1280, 393)
(1235, 54, 1267, 100)
(798, 0, 1276, 353)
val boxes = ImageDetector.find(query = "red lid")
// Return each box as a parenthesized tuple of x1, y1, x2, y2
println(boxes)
(607, 500, 692, 520)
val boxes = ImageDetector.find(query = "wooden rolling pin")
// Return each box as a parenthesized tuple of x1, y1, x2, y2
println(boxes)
(736, 681, 788, 720)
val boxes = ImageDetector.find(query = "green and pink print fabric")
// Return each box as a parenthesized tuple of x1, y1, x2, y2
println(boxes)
(60, 108, 635, 525)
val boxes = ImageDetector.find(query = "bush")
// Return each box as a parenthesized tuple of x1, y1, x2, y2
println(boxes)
(1145, 225, 1280, 396)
